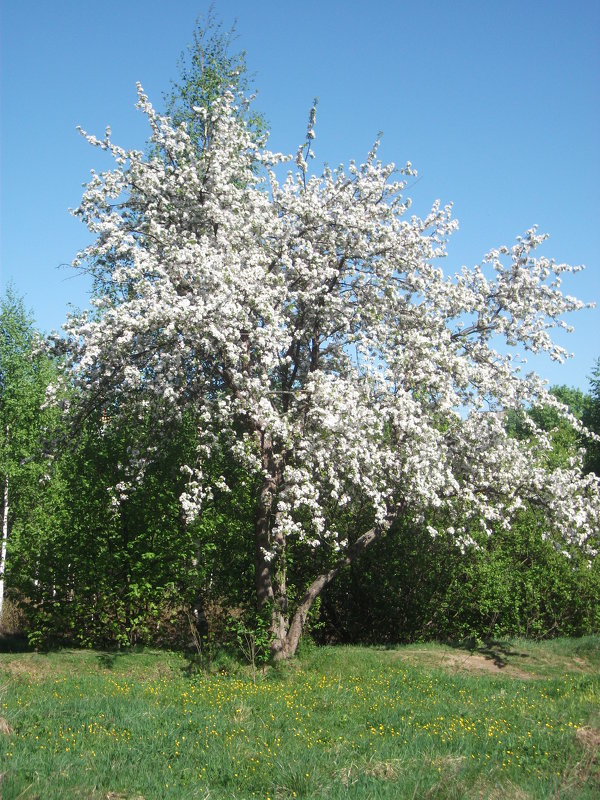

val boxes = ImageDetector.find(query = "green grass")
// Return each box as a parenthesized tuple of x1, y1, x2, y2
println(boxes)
(1, 638, 598, 799)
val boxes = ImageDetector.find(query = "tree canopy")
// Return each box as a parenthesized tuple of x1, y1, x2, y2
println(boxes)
(51, 81, 600, 658)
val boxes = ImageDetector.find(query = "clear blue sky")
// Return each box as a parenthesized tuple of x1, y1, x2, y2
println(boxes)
(1, 0, 599, 390)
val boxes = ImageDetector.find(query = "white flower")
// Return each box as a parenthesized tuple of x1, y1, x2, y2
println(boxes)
(57, 85, 599, 568)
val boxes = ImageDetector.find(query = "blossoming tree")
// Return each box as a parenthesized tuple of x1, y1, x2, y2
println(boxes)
(57, 88, 599, 659)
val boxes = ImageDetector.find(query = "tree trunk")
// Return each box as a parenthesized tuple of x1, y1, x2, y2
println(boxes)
(252, 430, 289, 653)
(273, 523, 390, 661)
(0, 472, 9, 623)
(269, 525, 289, 659)
(254, 470, 276, 608)
(254, 476, 291, 655)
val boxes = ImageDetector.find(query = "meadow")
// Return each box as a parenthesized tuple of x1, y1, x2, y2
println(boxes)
(1, 637, 598, 799)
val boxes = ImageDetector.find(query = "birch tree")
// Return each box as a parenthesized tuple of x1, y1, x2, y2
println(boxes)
(163, 7, 265, 154)
(0, 290, 53, 623)
(55, 90, 600, 659)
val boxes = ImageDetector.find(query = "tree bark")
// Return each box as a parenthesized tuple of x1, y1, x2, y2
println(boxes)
(269, 524, 289, 659)
(252, 429, 289, 652)
(273, 522, 390, 661)
(254, 468, 276, 609)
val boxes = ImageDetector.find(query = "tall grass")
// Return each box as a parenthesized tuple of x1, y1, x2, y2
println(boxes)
(1, 638, 598, 799)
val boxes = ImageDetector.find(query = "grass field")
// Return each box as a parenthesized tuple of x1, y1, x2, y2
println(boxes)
(1, 637, 598, 799)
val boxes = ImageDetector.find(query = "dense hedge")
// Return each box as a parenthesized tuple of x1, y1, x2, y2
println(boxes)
(319, 512, 600, 645)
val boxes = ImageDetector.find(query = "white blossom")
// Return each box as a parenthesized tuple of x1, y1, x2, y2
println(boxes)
(56, 86, 599, 568)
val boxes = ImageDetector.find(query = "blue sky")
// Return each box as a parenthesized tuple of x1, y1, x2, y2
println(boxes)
(1, 0, 599, 390)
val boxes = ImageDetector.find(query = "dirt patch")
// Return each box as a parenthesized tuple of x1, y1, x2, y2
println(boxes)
(338, 753, 466, 788)
(105, 793, 146, 800)
(0, 654, 58, 680)
(393, 648, 533, 679)
(0, 717, 13, 735)
(436, 651, 532, 679)
(364, 761, 399, 780)
(576, 726, 600, 753)
(338, 757, 407, 786)
(473, 780, 533, 800)
(551, 726, 600, 797)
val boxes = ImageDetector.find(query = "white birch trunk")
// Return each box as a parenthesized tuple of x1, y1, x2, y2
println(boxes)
(0, 472, 9, 623)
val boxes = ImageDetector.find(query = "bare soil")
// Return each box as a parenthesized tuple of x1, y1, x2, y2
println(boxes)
(391, 643, 596, 679)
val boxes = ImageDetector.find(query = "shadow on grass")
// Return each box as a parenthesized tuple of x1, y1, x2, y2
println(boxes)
(0, 632, 33, 653)
(450, 638, 533, 670)
(96, 650, 130, 669)
(477, 640, 530, 668)
(180, 650, 206, 676)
